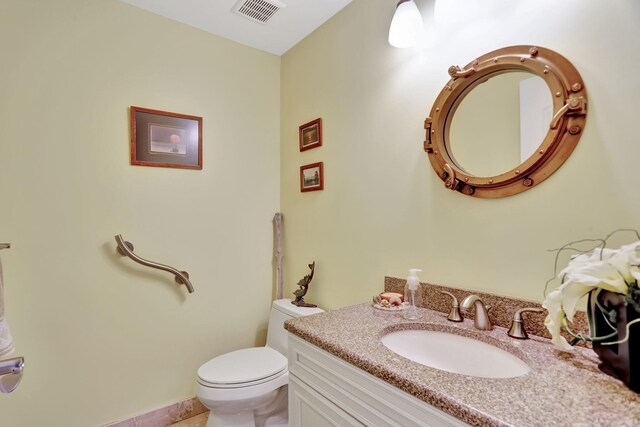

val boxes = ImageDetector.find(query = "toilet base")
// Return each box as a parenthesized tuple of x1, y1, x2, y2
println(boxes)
(261, 408, 287, 427)
(203, 385, 288, 427)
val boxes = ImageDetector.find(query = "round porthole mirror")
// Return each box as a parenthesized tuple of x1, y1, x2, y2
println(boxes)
(423, 46, 587, 198)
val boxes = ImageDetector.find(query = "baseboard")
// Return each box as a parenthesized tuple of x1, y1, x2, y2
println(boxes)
(103, 396, 207, 427)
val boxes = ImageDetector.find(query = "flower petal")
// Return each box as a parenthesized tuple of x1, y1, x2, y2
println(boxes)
(558, 279, 596, 322)
(607, 241, 640, 282)
(542, 289, 573, 351)
(564, 262, 628, 294)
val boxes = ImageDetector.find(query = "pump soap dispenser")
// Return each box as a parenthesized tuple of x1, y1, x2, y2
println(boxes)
(404, 269, 422, 320)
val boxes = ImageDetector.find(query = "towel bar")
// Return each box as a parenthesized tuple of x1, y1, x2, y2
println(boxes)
(114, 234, 194, 293)
(0, 243, 10, 250)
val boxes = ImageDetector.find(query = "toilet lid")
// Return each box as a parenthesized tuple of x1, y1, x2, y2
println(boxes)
(198, 347, 287, 388)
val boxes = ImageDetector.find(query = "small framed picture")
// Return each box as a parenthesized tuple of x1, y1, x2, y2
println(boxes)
(300, 162, 324, 192)
(299, 118, 322, 152)
(130, 106, 202, 170)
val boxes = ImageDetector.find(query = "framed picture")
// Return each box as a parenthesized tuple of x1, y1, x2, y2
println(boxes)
(300, 162, 324, 192)
(299, 118, 322, 152)
(130, 106, 202, 170)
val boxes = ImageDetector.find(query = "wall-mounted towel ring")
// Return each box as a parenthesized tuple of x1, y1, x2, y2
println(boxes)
(114, 235, 194, 293)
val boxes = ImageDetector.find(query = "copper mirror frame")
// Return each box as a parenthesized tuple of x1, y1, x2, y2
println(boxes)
(424, 45, 587, 198)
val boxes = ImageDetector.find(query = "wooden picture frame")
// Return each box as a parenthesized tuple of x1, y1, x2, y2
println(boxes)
(300, 162, 324, 192)
(130, 106, 202, 170)
(299, 118, 322, 152)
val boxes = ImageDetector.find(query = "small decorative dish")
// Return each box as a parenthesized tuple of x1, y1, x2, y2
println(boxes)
(372, 302, 408, 311)
(372, 292, 406, 311)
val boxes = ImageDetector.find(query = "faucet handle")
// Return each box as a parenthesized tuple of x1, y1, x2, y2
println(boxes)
(508, 307, 544, 339)
(439, 291, 463, 322)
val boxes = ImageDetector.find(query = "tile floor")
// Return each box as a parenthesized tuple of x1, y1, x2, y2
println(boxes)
(168, 412, 208, 427)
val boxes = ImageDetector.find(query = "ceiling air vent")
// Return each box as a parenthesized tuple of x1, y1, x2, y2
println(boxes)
(232, 0, 286, 24)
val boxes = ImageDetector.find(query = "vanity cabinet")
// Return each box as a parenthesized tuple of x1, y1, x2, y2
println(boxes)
(288, 334, 467, 427)
(289, 375, 363, 426)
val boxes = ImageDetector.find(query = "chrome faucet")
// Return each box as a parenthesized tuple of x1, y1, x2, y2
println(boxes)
(461, 295, 493, 330)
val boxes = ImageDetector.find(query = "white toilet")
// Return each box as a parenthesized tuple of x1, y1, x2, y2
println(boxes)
(196, 299, 323, 427)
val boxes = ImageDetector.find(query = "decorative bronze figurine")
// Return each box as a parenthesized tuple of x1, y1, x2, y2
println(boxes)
(292, 262, 317, 308)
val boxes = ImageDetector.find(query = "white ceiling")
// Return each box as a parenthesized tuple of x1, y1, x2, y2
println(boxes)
(119, 0, 353, 56)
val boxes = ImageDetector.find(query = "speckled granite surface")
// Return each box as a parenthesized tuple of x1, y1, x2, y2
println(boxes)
(285, 304, 640, 427)
(384, 276, 589, 345)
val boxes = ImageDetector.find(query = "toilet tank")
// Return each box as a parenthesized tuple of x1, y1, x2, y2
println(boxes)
(266, 299, 323, 356)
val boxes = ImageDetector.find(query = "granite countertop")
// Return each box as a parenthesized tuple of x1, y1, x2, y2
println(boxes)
(285, 303, 640, 427)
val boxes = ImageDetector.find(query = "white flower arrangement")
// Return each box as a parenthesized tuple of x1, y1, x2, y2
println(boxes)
(542, 232, 640, 350)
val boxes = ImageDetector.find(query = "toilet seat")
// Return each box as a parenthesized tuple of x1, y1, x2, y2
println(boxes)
(197, 347, 287, 389)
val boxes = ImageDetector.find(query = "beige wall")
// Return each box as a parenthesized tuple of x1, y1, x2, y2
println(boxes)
(0, 1, 279, 425)
(280, 0, 640, 308)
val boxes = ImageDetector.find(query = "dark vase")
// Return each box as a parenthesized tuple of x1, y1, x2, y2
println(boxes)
(588, 289, 640, 393)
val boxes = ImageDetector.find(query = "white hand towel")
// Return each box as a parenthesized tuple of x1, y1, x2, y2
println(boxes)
(0, 257, 15, 357)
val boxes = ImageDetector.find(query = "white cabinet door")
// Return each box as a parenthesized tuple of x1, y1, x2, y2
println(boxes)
(289, 375, 364, 427)
(288, 334, 468, 427)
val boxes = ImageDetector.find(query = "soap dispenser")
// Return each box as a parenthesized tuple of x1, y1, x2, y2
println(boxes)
(404, 269, 422, 320)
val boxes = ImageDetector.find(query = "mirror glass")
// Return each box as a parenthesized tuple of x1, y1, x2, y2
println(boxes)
(448, 71, 553, 177)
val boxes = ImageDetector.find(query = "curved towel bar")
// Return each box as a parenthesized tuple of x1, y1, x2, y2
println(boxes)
(114, 234, 194, 293)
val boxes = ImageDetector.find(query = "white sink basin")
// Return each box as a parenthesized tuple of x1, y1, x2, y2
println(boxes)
(380, 329, 530, 378)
